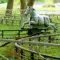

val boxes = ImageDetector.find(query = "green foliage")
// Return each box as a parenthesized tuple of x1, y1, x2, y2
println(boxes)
(1, 0, 7, 3)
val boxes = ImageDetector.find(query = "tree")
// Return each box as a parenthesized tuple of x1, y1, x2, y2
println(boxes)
(20, 0, 26, 14)
(5, 0, 35, 17)
(1, 0, 7, 3)
(27, 0, 35, 6)
(5, 0, 14, 16)
(20, 0, 35, 14)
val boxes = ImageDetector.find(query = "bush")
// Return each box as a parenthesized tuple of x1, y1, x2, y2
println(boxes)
(1, 0, 7, 3)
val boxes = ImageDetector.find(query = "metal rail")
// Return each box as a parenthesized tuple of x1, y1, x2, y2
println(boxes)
(14, 33, 60, 59)
(0, 29, 59, 59)
(0, 28, 57, 38)
(0, 38, 60, 46)
(0, 33, 60, 46)
(0, 36, 60, 59)
(15, 43, 60, 59)
(0, 32, 60, 48)
(0, 32, 60, 59)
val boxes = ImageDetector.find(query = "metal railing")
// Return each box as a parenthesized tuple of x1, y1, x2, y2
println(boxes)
(0, 27, 58, 38)
(0, 28, 59, 60)
(0, 33, 60, 60)
(15, 34, 60, 60)
(0, 14, 60, 26)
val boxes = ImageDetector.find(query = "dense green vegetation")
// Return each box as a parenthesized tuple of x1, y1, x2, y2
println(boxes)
(0, 0, 7, 3)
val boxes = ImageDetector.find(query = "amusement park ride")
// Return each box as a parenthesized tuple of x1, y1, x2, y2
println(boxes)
(21, 6, 57, 37)
(0, 6, 60, 60)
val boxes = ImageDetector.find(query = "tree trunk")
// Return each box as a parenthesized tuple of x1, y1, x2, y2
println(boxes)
(20, 0, 26, 14)
(5, 0, 14, 16)
(27, 0, 35, 6)
(20, 0, 35, 14)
